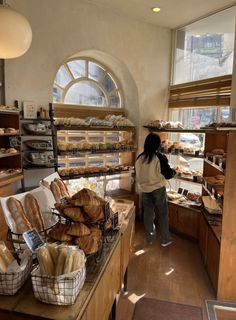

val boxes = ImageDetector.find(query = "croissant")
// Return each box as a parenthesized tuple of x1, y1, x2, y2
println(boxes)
(74, 234, 99, 255)
(7, 197, 32, 234)
(71, 188, 96, 206)
(24, 193, 44, 231)
(63, 207, 86, 222)
(67, 223, 91, 237)
(54, 178, 70, 198)
(48, 224, 72, 242)
(83, 205, 104, 221)
(90, 226, 102, 243)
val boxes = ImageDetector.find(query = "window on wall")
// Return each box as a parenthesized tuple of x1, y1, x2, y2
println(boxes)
(53, 59, 122, 108)
(173, 6, 236, 84)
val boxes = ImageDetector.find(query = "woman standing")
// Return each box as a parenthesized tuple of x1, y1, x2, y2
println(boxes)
(135, 133, 176, 246)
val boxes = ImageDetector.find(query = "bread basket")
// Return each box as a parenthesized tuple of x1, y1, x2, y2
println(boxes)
(0, 252, 32, 295)
(31, 249, 86, 305)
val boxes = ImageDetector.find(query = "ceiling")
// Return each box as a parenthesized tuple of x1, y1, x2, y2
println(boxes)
(85, 0, 236, 29)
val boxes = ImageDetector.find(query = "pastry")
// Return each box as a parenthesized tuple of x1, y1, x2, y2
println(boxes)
(83, 205, 104, 221)
(67, 223, 91, 237)
(74, 234, 99, 255)
(24, 193, 44, 231)
(71, 250, 84, 272)
(63, 207, 86, 222)
(7, 197, 32, 234)
(48, 224, 72, 242)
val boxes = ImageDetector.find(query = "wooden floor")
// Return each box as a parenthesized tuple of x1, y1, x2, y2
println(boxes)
(116, 222, 215, 320)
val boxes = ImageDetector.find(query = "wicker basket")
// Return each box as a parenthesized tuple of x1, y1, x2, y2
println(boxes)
(0, 254, 32, 295)
(31, 250, 86, 305)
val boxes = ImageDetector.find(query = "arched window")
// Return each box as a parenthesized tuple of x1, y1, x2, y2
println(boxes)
(53, 58, 122, 108)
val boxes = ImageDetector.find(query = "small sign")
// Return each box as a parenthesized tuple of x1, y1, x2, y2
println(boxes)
(9, 136, 21, 148)
(112, 212, 119, 229)
(183, 189, 188, 196)
(23, 228, 44, 252)
(178, 188, 183, 194)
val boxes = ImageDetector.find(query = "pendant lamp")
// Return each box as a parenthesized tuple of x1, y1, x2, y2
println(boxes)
(0, 3, 32, 59)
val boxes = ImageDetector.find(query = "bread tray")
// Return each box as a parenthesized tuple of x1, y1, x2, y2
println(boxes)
(23, 123, 50, 135)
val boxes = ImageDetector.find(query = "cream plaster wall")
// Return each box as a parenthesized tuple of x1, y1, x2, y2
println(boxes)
(5, 0, 171, 186)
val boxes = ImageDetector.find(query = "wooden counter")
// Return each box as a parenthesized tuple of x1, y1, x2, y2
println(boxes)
(0, 207, 135, 320)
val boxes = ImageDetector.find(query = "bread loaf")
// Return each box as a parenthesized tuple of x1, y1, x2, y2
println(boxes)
(71, 250, 84, 272)
(67, 223, 90, 237)
(55, 247, 68, 276)
(7, 197, 32, 234)
(0, 241, 14, 267)
(37, 246, 55, 276)
(0, 255, 8, 273)
(24, 193, 44, 232)
(63, 252, 74, 274)
(48, 224, 72, 242)
(54, 178, 70, 198)
(50, 181, 62, 203)
(63, 207, 85, 222)
(47, 243, 58, 266)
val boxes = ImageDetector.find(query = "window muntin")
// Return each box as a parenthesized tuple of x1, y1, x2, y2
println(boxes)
(53, 58, 122, 108)
(173, 7, 236, 84)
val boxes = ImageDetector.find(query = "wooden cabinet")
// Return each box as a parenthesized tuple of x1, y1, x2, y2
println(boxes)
(198, 213, 208, 264)
(168, 202, 200, 240)
(206, 227, 220, 291)
(201, 130, 236, 301)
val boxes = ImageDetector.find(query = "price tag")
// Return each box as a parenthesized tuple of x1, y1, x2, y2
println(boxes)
(183, 189, 188, 196)
(23, 228, 44, 252)
(112, 212, 119, 229)
(178, 188, 183, 194)
(60, 197, 69, 205)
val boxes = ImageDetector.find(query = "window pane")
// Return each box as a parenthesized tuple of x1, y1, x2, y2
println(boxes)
(102, 74, 117, 92)
(220, 106, 231, 122)
(109, 91, 121, 108)
(64, 81, 107, 106)
(53, 86, 63, 102)
(88, 62, 105, 81)
(173, 7, 236, 84)
(67, 60, 86, 79)
(55, 65, 72, 87)
(181, 107, 217, 129)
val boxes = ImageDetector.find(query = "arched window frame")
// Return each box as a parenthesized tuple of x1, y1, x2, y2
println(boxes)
(53, 57, 123, 109)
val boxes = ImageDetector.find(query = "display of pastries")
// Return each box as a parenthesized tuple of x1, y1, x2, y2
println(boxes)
(145, 120, 183, 129)
(0, 147, 18, 155)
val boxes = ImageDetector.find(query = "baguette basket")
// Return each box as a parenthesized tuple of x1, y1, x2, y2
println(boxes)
(0, 254, 32, 295)
(31, 251, 86, 305)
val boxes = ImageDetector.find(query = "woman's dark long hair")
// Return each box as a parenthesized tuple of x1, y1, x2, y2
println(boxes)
(138, 133, 161, 164)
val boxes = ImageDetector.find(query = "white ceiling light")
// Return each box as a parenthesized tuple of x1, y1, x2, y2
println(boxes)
(0, 3, 32, 59)
(152, 7, 161, 13)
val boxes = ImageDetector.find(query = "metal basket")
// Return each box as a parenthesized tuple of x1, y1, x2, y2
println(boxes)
(0, 255, 32, 295)
(31, 263, 86, 305)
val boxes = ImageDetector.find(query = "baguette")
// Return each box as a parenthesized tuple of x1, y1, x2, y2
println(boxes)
(37, 246, 55, 276)
(54, 178, 70, 198)
(0, 255, 7, 273)
(47, 243, 58, 266)
(71, 251, 84, 272)
(7, 197, 32, 234)
(0, 241, 14, 267)
(55, 247, 68, 276)
(50, 181, 62, 203)
(24, 193, 44, 232)
(63, 252, 74, 274)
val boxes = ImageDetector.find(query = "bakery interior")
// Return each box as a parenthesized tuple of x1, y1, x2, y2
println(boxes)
(1, 0, 236, 319)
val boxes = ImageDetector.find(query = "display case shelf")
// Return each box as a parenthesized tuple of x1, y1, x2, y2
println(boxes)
(144, 126, 206, 133)
(204, 159, 225, 173)
(0, 152, 20, 159)
(55, 125, 135, 132)
(58, 148, 136, 156)
(60, 168, 134, 180)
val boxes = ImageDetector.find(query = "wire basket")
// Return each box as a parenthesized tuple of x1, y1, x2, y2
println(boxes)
(31, 262, 86, 305)
(0, 254, 32, 295)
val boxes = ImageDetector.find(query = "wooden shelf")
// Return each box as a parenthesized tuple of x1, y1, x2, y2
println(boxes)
(143, 126, 206, 133)
(0, 110, 19, 115)
(173, 175, 202, 185)
(0, 173, 23, 187)
(58, 148, 136, 156)
(204, 159, 225, 173)
(60, 169, 134, 180)
(0, 152, 20, 159)
(56, 125, 135, 132)
(21, 118, 51, 122)
(0, 133, 20, 137)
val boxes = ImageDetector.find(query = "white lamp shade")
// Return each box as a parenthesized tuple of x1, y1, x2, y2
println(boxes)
(0, 5, 32, 59)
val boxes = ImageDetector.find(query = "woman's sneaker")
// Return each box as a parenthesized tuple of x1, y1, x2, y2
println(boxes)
(161, 240, 172, 247)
